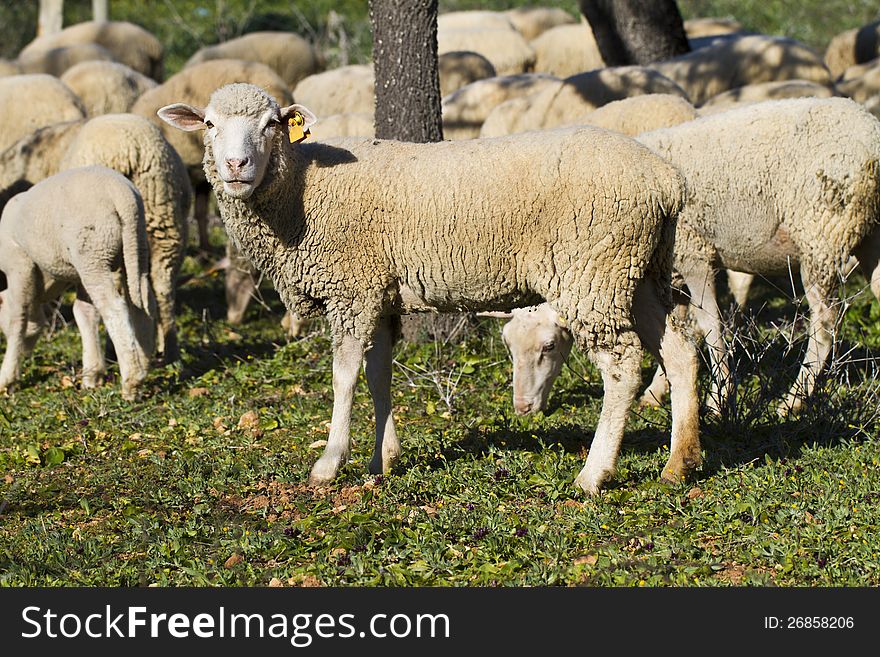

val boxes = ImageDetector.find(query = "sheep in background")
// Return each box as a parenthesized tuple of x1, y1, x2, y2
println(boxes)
(0, 59, 22, 77)
(17, 43, 116, 77)
(504, 6, 577, 41)
(565, 93, 697, 135)
(292, 65, 375, 118)
(18, 20, 164, 81)
(61, 61, 158, 116)
(0, 166, 156, 400)
(183, 31, 324, 90)
(0, 75, 85, 153)
(439, 51, 496, 97)
(698, 79, 838, 115)
(438, 27, 536, 76)
(531, 21, 604, 78)
(825, 20, 880, 80)
(479, 66, 687, 138)
(158, 82, 700, 495)
(498, 98, 880, 417)
(683, 17, 744, 39)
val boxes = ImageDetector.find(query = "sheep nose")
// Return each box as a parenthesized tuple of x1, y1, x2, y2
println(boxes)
(226, 157, 249, 172)
(513, 398, 533, 415)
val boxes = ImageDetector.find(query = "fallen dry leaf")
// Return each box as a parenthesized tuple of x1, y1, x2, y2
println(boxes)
(189, 387, 209, 398)
(60, 375, 75, 389)
(309, 440, 328, 450)
(268, 577, 283, 587)
(686, 487, 703, 500)
(224, 553, 243, 569)
(574, 555, 598, 566)
(238, 410, 260, 429)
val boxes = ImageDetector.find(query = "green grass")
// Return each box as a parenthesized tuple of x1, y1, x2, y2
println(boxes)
(1, 230, 879, 587)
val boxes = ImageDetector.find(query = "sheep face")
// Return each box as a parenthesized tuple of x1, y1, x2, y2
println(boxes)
(157, 83, 316, 200)
(500, 305, 573, 414)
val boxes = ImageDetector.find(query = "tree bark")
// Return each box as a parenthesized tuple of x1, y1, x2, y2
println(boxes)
(38, 0, 64, 36)
(369, 0, 443, 142)
(579, 0, 690, 66)
(92, 0, 108, 22)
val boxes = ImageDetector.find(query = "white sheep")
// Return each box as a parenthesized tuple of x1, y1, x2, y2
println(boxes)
(158, 82, 701, 495)
(0, 114, 191, 361)
(697, 79, 838, 115)
(292, 65, 375, 118)
(438, 51, 497, 97)
(0, 74, 85, 153)
(499, 98, 880, 417)
(825, 20, 880, 80)
(18, 20, 164, 81)
(16, 43, 116, 76)
(530, 21, 604, 78)
(0, 166, 156, 399)
(60, 60, 158, 116)
(505, 6, 577, 41)
(564, 93, 697, 135)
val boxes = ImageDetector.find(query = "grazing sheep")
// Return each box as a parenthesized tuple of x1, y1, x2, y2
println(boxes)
(292, 65, 375, 118)
(132, 58, 292, 252)
(0, 74, 85, 153)
(17, 43, 116, 76)
(19, 20, 164, 81)
(652, 34, 834, 106)
(158, 83, 700, 496)
(698, 79, 838, 114)
(479, 66, 687, 138)
(439, 51, 497, 97)
(61, 60, 158, 116)
(0, 166, 156, 399)
(531, 22, 604, 78)
(505, 6, 577, 41)
(183, 31, 324, 90)
(499, 98, 880, 417)
(0, 114, 191, 361)
(825, 20, 880, 80)
(441, 72, 560, 140)
(565, 93, 697, 135)
(438, 27, 536, 76)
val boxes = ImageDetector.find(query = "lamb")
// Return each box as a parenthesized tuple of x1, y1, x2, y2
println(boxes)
(132, 58, 292, 252)
(825, 20, 880, 80)
(498, 98, 880, 417)
(16, 43, 116, 76)
(652, 34, 834, 106)
(0, 114, 191, 361)
(0, 75, 85, 153)
(60, 60, 158, 116)
(0, 166, 156, 400)
(479, 66, 687, 138)
(158, 82, 701, 495)
(441, 73, 560, 140)
(183, 31, 324, 90)
(18, 20, 164, 81)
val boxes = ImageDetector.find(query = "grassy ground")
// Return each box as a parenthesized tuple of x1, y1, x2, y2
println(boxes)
(1, 229, 879, 587)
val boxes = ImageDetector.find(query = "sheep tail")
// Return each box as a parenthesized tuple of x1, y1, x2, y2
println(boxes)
(119, 190, 156, 318)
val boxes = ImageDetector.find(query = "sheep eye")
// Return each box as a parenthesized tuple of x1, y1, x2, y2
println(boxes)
(204, 120, 214, 129)
(541, 341, 555, 353)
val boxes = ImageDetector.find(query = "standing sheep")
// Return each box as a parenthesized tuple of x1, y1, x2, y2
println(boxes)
(16, 43, 116, 76)
(61, 61, 158, 116)
(499, 98, 880, 417)
(0, 166, 156, 400)
(183, 32, 324, 90)
(158, 82, 701, 495)
(18, 21, 164, 81)
(0, 75, 85, 153)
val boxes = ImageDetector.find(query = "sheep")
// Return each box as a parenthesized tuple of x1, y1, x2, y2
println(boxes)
(564, 93, 697, 135)
(60, 60, 158, 116)
(183, 31, 324, 90)
(0, 74, 85, 153)
(504, 6, 577, 41)
(132, 58, 292, 252)
(18, 20, 164, 81)
(652, 34, 834, 106)
(16, 43, 116, 77)
(479, 66, 687, 138)
(698, 79, 838, 115)
(836, 63, 880, 106)
(441, 72, 560, 140)
(531, 22, 605, 78)
(438, 27, 536, 76)
(498, 97, 880, 417)
(437, 11, 516, 32)
(0, 166, 156, 400)
(683, 17, 744, 39)
(157, 82, 701, 495)
(825, 20, 880, 80)
(0, 114, 191, 361)
(0, 58, 22, 77)
(292, 65, 375, 118)
(439, 51, 497, 97)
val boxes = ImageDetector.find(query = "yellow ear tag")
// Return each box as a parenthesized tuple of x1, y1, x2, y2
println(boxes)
(555, 314, 568, 328)
(288, 112, 310, 144)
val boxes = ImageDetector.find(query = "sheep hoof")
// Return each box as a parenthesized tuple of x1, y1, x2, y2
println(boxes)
(776, 397, 802, 418)
(308, 457, 342, 486)
(573, 466, 607, 496)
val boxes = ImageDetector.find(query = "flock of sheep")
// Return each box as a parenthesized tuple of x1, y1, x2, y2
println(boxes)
(2, 7, 880, 496)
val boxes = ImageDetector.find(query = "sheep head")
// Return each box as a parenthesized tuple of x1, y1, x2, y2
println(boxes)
(157, 83, 316, 200)
(500, 304, 573, 415)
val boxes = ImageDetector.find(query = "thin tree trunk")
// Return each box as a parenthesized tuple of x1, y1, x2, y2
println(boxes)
(38, 0, 64, 36)
(92, 0, 108, 22)
(579, 0, 690, 66)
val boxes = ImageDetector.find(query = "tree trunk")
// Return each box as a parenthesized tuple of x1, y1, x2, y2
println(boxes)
(370, 0, 443, 142)
(579, 0, 690, 66)
(92, 0, 108, 22)
(38, 0, 64, 36)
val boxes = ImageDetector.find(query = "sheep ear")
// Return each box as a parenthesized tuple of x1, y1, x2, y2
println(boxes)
(280, 104, 318, 131)
(157, 103, 207, 131)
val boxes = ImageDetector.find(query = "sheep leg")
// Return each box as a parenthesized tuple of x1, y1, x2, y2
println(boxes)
(150, 244, 180, 363)
(0, 293, 31, 393)
(224, 241, 256, 325)
(778, 280, 835, 416)
(309, 333, 364, 485)
(194, 184, 211, 252)
(73, 288, 105, 389)
(366, 317, 400, 475)
(681, 264, 732, 414)
(639, 366, 670, 409)
(79, 273, 149, 401)
(725, 270, 754, 309)
(854, 226, 880, 302)
(574, 339, 642, 495)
